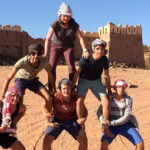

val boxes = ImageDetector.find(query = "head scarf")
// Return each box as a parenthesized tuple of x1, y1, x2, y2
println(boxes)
(113, 79, 128, 88)
(2, 86, 21, 126)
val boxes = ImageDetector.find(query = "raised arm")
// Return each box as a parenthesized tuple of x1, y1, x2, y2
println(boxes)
(72, 66, 82, 87)
(1, 67, 18, 99)
(76, 29, 89, 59)
(44, 27, 54, 57)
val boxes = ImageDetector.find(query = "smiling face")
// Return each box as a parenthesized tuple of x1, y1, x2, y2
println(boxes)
(60, 84, 72, 99)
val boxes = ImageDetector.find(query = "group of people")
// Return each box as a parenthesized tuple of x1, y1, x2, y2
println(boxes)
(0, 2, 144, 150)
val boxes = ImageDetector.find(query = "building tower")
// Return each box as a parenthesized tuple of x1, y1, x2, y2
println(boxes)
(98, 22, 145, 67)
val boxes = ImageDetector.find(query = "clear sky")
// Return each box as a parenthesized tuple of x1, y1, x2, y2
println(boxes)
(0, 0, 150, 45)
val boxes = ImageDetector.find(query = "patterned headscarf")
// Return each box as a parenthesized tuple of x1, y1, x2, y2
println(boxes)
(2, 86, 21, 126)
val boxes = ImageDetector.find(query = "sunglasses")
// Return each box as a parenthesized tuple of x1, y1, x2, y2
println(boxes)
(31, 51, 42, 56)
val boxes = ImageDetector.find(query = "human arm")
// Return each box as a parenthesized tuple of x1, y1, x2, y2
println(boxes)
(44, 27, 54, 57)
(72, 66, 82, 87)
(76, 29, 90, 59)
(1, 67, 18, 99)
(11, 104, 26, 129)
(110, 99, 132, 126)
(46, 69, 56, 94)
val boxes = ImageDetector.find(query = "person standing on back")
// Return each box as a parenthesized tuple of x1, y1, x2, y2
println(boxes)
(73, 39, 113, 137)
(44, 2, 89, 91)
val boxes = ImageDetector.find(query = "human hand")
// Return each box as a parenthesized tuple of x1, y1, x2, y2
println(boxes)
(77, 117, 87, 125)
(82, 51, 90, 59)
(0, 125, 8, 133)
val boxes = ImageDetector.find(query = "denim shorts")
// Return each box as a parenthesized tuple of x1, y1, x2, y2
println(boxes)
(15, 77, 44, 94)
(76, 78, 106, 98)
(101, 122, 143, 145)
(45, 117, 81, 140)
(0, 133, 17, 148)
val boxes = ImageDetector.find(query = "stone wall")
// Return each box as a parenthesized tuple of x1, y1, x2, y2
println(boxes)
(74, 31, 99, 60)
(0, 25, 43, 64)
(98, 22, 145, 68)
(0, 23, 148, 68)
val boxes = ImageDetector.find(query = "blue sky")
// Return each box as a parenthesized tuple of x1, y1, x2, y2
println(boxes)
(0, 0, 150, 45)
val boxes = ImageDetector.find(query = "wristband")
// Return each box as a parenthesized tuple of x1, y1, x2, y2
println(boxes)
(83, 48, 88, 52)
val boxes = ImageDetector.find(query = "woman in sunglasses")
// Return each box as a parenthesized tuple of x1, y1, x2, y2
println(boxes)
(1, 43, 56, 123)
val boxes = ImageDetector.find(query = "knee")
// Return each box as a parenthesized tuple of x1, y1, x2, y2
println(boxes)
(136, 141, 144, 150)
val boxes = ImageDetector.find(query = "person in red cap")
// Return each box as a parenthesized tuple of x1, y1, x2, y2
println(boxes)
(97, 79, 144, 150)
(0, 86, 25, 150)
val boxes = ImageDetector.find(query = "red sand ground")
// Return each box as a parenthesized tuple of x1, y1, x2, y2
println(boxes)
(0, 66, 149, 150)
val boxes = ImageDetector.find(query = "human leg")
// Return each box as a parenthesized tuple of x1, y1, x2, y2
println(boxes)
(76, 79, 90, 119)
(76, 96, 86, 119)
(9, 140, 25, 150)
(100, 139, 109, 150)
(49, 46, 62, 83)
(63, 47, 76, 81)
(77, 131, 88, 150)
(37, 87, 53, 118)
(11, 104, 26, 129)
(42, 134, 55, 150)
(136, 141, 144, 150)
(91, 79, 113, 137)
(119, 123, 144, 150)
(43, 117, 63, 150)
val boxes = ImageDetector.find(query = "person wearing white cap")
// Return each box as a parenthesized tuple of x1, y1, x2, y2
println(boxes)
(97, 79, 144, 150)
(73, 38, 113, 137)
(44, 2, 89, 91)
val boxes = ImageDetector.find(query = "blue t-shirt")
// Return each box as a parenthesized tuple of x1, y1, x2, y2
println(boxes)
(78, 55, 109, 81)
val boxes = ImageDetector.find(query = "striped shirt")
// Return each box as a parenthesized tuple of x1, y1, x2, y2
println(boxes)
(110, 94, 132, 126)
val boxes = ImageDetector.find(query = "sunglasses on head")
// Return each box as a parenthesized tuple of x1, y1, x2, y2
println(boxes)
(31, 51, 42, 56)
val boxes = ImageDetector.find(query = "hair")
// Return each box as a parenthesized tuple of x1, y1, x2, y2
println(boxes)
(57, 78, 74, 90)
(91, 39, 107, 50)
(28, 43, 44, 55)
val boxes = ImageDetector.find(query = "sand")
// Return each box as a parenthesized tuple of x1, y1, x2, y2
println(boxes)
(0, 66, 149, 150)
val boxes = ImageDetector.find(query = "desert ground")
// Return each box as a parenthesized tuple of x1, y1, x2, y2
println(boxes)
(0, 65, 150, 150)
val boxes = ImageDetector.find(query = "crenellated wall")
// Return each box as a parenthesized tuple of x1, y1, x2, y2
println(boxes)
(0, 25, 43, 62)
(98, 22, 145, 67)
(0, 23, 147, 68)
(74, 31, 99, 59)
